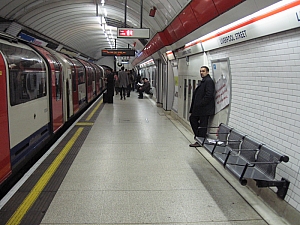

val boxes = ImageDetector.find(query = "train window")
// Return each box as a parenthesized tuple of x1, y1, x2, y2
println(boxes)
(0, 43, 47, 106)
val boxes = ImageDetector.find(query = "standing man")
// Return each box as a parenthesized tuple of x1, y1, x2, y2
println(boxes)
(104, 68, 114, 103)
(189, 66, 215, 147)
(118, 66, 129, 100)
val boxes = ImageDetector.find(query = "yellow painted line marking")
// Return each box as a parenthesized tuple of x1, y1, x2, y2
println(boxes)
(6, 127, 84, 225)
(86, 99, 102, 121)
(76, 122, 94, 126)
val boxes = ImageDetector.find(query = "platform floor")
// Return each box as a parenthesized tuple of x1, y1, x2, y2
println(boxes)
(38, 92, 269, 225)
(2, 92, 287, 225)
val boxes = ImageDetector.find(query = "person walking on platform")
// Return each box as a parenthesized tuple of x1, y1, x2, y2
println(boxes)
(189, 66, 215, 147)
(118, 66, 129, 100)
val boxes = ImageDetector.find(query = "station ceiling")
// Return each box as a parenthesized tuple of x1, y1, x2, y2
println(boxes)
(0, 0, 190, 60)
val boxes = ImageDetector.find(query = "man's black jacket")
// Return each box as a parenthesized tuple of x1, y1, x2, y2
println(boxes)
(189, 74, 215, 116)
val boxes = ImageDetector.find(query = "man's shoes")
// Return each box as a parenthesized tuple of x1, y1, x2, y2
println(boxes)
(120, 97, 122, 100)
(138, 97, 143, 99)
(189, 142, 201, 147)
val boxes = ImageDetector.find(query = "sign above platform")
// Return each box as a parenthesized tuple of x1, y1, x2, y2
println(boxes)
(117, 28, 150, 39)
(101, 49, 135, 56)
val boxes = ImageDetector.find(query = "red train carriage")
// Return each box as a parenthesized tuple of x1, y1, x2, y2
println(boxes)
(0, 33, 106, 187)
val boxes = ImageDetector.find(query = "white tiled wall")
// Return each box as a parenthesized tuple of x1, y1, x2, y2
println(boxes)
(207, 28, 300, 211)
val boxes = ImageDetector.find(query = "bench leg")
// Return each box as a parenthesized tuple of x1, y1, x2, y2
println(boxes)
(255, 178, 290, 200)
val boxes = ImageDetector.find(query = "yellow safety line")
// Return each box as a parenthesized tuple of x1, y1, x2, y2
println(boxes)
(76, 122, 94, 126)
(85, 99, 102, 121)
(6, 127, 84, 225)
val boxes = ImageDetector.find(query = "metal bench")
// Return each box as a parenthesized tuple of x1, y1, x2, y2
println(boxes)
(195, 123, 290, 199)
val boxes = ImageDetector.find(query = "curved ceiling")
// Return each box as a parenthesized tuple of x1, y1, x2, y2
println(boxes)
(0, 0, 191, 60)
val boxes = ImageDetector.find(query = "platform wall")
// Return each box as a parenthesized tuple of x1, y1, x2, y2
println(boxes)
(207, 27, 300, 212)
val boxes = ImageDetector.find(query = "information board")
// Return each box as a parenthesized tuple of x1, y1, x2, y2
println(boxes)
(101, 49, 135, 56)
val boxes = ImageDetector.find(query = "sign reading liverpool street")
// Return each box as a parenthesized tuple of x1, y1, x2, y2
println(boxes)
(101, 49, 135, 56)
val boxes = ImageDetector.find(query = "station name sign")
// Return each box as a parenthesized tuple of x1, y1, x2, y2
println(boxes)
(117, 28, 150, 39)
(101, 49, 135, 56)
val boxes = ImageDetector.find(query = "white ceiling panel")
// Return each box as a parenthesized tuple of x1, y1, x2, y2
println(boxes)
(0, 0, 191, 60)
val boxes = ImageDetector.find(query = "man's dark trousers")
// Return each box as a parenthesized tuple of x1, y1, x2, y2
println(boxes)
(189, 115, 209, 138)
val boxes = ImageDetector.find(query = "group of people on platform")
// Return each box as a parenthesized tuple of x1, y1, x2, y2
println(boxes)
(104, 66, 152, 101)
(105, 65, 215, 149)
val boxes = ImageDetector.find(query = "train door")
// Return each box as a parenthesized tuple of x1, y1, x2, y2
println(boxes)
(0, 51, 12, 184)
(31, 45, 64, 132)
(157, 61, 164, 105)
(71, 58, 86, 110)
(77, 59, 93, 102)
(183, 79, 187, 120)
(90, 63, 100, 95)
(183, 78, 195, 121)
(63, 57, 79, 114)
(48, 54, 63, 131)
(187, 79, 192, 121)
(98, 65, 104, 93)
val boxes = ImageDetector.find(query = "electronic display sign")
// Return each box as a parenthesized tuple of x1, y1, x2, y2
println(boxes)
(101, 49, 135, 56)
(117, 28, 150, 39)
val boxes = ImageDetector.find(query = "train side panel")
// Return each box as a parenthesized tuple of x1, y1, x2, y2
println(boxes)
(0, 51, 12, 184)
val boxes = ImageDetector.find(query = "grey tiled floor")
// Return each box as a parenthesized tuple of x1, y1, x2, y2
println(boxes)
(41, 93, 267, 225)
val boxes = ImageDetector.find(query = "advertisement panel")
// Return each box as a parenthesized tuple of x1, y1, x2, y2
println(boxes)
(211, 59, 231, 114)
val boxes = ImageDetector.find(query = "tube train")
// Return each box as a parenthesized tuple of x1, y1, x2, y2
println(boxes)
(0, 33, 107, 189)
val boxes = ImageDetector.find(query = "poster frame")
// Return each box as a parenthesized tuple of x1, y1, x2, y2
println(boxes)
(211, 57, 232, 125)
